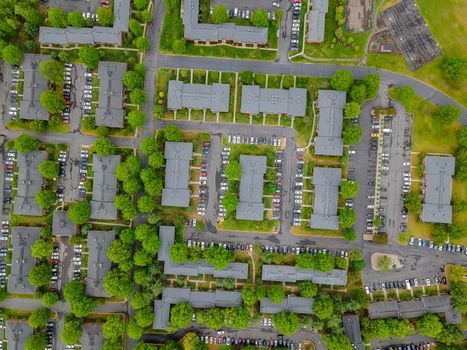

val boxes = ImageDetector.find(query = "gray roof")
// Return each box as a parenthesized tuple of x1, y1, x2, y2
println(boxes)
(314, 90, 346, 156)
(158, 226, 249, 279)
(236, 155, 266, 221)
(14, 150, 47, 216)
(310, 167, 342, 230)
(167, 80, 230, 112)
(421, 155, 455, 224)
(369, 296, 460, 323)
(90, 155, 121, 220)
(20, 54, 50, 121)
(307, 10, 326, 43)
(183, 0, 268, 44)
(262, 264, 347, 285)
(240, 85, 307, 117)
(85, 230, 115, 298)
(311, 0, 329, 11)
(154, 287, 243, 329)
(162, 142, 193, 207)
(6, 321, 33, 349)
(81, 323, 105, 350)
(8, 227, 40, 294)
(95, 61, 127, 128)
(52, 211, 77, 237)
(343, 315, 364, 350)
(39, 0, 129, 45)
(260, 295, 314, 314)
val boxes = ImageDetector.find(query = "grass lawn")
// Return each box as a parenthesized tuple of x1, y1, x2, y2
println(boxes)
(291, 225, 344, 238)
(7, 119, 70, 133)
(218, 215, 279, 233)
(368, 0, 467, 107)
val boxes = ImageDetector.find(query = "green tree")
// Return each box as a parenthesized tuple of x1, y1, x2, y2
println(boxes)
(68, 11, 86, 27)
(42, 292, 59, 307)
(123, 178, 142, 195)
(67, 201, 91, 224)
(78, 46, 102, 69)
(39, 160, 59, 179)
(363, 74, 380, 98)
(416, 314, 443, 338)
(164, 125, 182, 141)
(170, 303, 193, 328)
(148, 151, 164, 168)
(251, 9, 269, 27)
(437, 324, 464, 345)
(432, 224, 449, 245)
(61, 319, 82, 345)
(2, 45, 23, 65)
(267, 285, 285, 304)
(131, 291, 150, 310)
(298, 281, 318, 298)
(25, 334, 48, 350)
(393, 86, 415, 107)
(47, 8, 68, 28)
(344, 228, 357, 241)
(330, 70, 354, 91)
(343, 124, 363, 144)
(133, 0, 150, 10)
(134, 249, 153, 266)
(339, 208, 356, 228)
(128, 110, 146, 129)
(204, 308, 224, 329)
(272, 312, 300, 335)
(314, 252, 334, 272)
(344, 102, 361, 119)
(323, 333, 352, 350)
(39, 60, 64, 84)
(94, 137, 116, 156)
(435, 104, 461, 124)
(123, 71, 144, 90)
(29, 120, 48, 133)
(104, 269, 134, 297)
(341, 181, 358, 198)
(116, 155, 142, 181)
(451, 282, 467, 313)
(97, 7, 114, 26)
(129, 18, 144, 36)
(103, 315, 125, 340)
(107, 239, 133, 264)
(14, 134, 39, 154)
(404, 192, 422, 214)
(240, 71, 254, 84)
(130, 88, 147, 104)
(241, 285, 258, 306)
(313, 294, 334, 320)
(40, 90, 66, 113)
(450, 265, 467, 283)
(31, 239, 52, 259)
(28, 309, 50, 329)
(448, 224, 465, 240)
(82, 116, 96, 130)
(203, 245, 234, 269)
(127, 317, 144, 339)
(457, 128, 467, 148)
(224, 307, 250, 329)
(29, 264, 52, 286)
(441, 56, 467, 82)
(349, 83, 367, 104)
(35, 190, 56, 210)
(141, 137, 158, 155)
(221, 192, 238, 213)
(211, 5, 228, 24)
(138, 195, 156, 213)
(135, 36, 150, 52)
(296, 253, 314, 269)
(170, 243, 189, 263)
(225, 161, 241, 179)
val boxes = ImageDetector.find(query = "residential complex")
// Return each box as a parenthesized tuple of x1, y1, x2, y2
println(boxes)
(343, 315, 364, 350)
(260, 295, 314, 314)
(307, 0, 329, 43)
(52, 210, 77, 237)
(6, 321, 33, 349)
(168, 81, 230, 113)
(262, 264, 347, 285)
(80, 323, 105, 350)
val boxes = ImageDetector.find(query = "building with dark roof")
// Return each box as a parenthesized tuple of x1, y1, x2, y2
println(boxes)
(260, 295, 314, 314)
(20, 54, 50, 121)
(158, 226, 249, 279)
(39, 0, 130, 46)
(85, 231, 115, 298)
(310, 167, 342, 230)
(307, 0, 329, 43)
(14, 150, 47, 216)
(162, 142, 193, 207)
(314, 90, 346, 156)
(183, 0, 268, 45)
(153, 287, 243, 329)
(81, 323, 105, 350)
(90, 155, 121, 220)
(167, 81, 230, 113)
(236, 155, 266, 221)
(262, 264, 347, 286)
(241, 85, 307, 117)
(343, 315, 364, 350)
(95, 61, 127, 128)
(52, 210, 77, 237)
(6, 320, 33, 349)
(8, 227, 40, 294)
(369, 296, 461, 324)
(421, 155, 455, 224)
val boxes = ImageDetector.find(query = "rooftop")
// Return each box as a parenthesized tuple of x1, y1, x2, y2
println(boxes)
(262, 264, 347, 285)
(260, 295, 314, 314)
(6, 320, 32, 349)
(80, 323, 105, 350)
(342, 315, 364, 350)
(52, 211, 77, 237)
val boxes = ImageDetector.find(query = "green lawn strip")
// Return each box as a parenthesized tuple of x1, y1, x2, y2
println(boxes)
(267, 74, 282, 88)
(176, 108, 189, 120)
(205, 111, 218, 122)
(254, 73, 267, 88)
(228, 143, 276, 166)
(292, 224, 344, 238)
(265, 115, 279, 125)
(190, 109, 204, 121)
(219, 113, 234, 123)
(302, 192, 313, 206)
(193, 69, 207, 84)
(178, 69, 191, 83)
(208, 71, 220, 84)
(251, 115, 263, 125)
(218, 216, 279, 233)
(236, 114, 250, 124)
(7, 120, 70, 133)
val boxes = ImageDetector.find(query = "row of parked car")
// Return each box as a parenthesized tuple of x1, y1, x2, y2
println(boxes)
(72, 244, 83, 281)
(82, 69, 94, 116)
(378, 342, 432, 350)
(200, 335, 301, 349)
(292, 148, 304, 226)
(8, 64, 20, 120)
(198, 141, 210, 216)
(2, 150, 16, 217)
(289, 0, 302, 51)
(365, 275, 447, 294)
(409, 237, 467, 255)
(228, 134, 282, 147)
(45, 321, 55, 350)
(61, 63, 74, 124)
(272, 150, 283, 220)
(217, 147, 230, 218)
(78, 149, 90, 198)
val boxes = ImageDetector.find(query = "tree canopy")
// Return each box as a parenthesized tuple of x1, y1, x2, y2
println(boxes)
(363, 74, 380, 98)
(47, 8, 68, 28)
(39, 60, 64, 83)
(2, 45, 23, 65)
(203, 245, 234, 269)
(341, 181, 359, 198)
(29, 264, 52, 286)
(211, 5, 228, 24)
(298, 281, 318, 298)
(67, 201, 91, 224)
(40, 90, 66, 113)
(241, 285, 258, 306)
(272, 312, 300, 336)
(330, 70, 354, 91)
(124, 70, 144, 90)
(221, 192, 239, 212)
(314, 252, 334, 272)
(267, 285, 285, 304)
(97, 6, 114, 26)
(14, 134, 39, 154)
(344, 102, 361, 119)
(339, 208, 356, 228)
(296, 253, 314, 270)
(61, 319, 82, 345)
(204, 308, 225, 329)
(170, 303, 193, 328)
(441, 56, 467, 82)
(251, 9, 269, 27)
(25, 334, 48, 350)
(28, 309, 50, 329)
(42, 292, 59, 307)
(135, 36, 151, 52)
(31, 239, 52, 259)
(349, 84, 367, 104)
(104, 268, 134, 297)
(343, 124, 363, 144)
(35, 190, 56, 210)
(225, 161, 241, 179)
(93, 137, 116, 156)
(103, 315, 125, 340)
(313, 294, 334, 320)
(68, 11, 86, 27)
(164, 125, 182, 141)
(435, 104, 461, 124)
(39, 160, 59, 179)
(78, 46, 102, 69)
(404, 191, 422, 214)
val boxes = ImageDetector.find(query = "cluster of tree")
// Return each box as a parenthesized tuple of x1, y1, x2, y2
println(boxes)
(39, 60, 64, 84)
(361, 317, 412, 340)
(115, 193, 139, 221)
(240, 284, 266, 306)
(322, 333, 352, 350)
(344, 102, 360, 119)
(348, 249, 366, 272)
(441, 56, 467, 83)
(343, 124, 363, 145)
(61, 318, 82, 345)
(116, 155, 143, 195)
(78, 46, 105, 69)
(298, 281, 318, 297)
(67, 200, 91, 224)
(133, 224, 161, 266)
(203, 245, 235, 269)
(225, 160, 241, 179)
(46, 6, 113, 28)
(28, 263, 52, 287)
(331, 0, 358, 52)
(35, 189, 57, 211)
(296, 252, 335, 272)
(39, 89, 66, 114)
(404, 191, 422, 214)
(102, 315, 125, 349)
(222, 192, 239, 213)
(430, 223, 465, 246)
(170, 242, 201, 263)
(63, 280, 97, 317)
(104, 268, 135, 298)
(93, 136, 116, 156)
(28, 308, 51, 329)
(14, 134, 40, 154)
(454, 127, 467, 181)
(273, 312, 300, 336)
(313, 294, 334, 320)
(341, 181, 358, 198)
(131, 264, 164, 310)
(25, 333, 48, 350)
(339, 208, 356, 228)
(435, 104, 461, 124)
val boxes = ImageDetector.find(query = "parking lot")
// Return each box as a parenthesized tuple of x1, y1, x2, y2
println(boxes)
(210, 0, 281, 15)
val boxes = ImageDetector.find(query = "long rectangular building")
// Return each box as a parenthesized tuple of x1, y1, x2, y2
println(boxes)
(262, 264, 347, 285)
(307, 0, 329, 43)
(314, 90, 346, 156)
(167, 80, 230, 112)
(6, 321, 33, 349)
(236, 155, 266, 221)
(95, 61, 127, 128)
(90, 155, 121, 220)
(343, 315, 364, 350)
(14, 150, 47, 216)
(39, 0, 130, 45)
(183, 0, 268, 45)
(8, 227, 40, 294)
(241, 85, 307, 117)
(260, 295, 314, 314)
(421, 156, 455, 224)
(162, 142, 193, 207)
(85, 231, 115, 298)
(309, 167, 342, 230)
(154, 287, 243, 329)
(20, 54, 50, 121)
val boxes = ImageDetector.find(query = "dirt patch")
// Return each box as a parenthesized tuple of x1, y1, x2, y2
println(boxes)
(346, 0, 373, 32)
